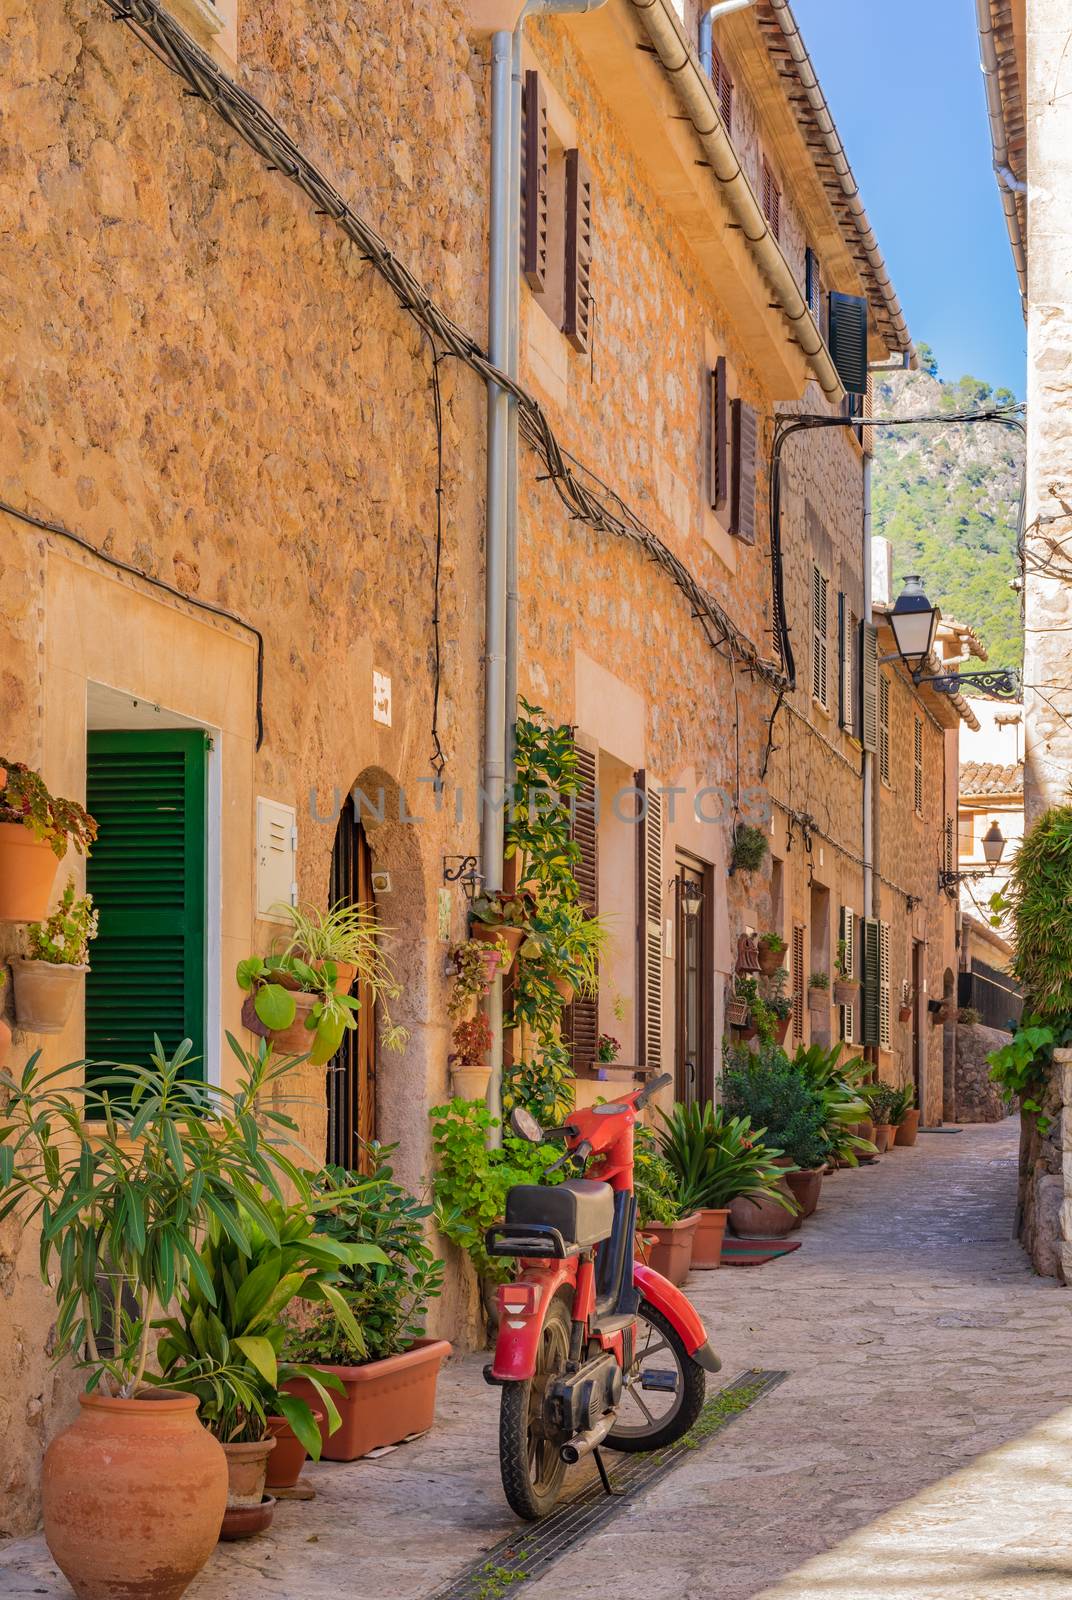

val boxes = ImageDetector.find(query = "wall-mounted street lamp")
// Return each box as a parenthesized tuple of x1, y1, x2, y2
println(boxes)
(442, 854, 484, 903)
(679, 878, 704, 918)
(885, 576, 1021, 700)
(938, 818, 1006, 893)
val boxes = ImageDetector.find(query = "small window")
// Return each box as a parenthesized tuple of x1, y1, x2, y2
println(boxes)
(958, 810, 975, 856)
(811, 565, 829, 709)
(914, 715, 924, 816)
(879, 675, 891, 785)
(761, 158, 781, 241)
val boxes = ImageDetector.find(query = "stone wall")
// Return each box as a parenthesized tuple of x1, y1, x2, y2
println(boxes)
(955, 1023, 1013, 1123)
(1018, 1049, 1072, 1282)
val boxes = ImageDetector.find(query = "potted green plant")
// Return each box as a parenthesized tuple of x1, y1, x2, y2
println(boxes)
(730, 823, 769, 875)
(898, 983, 915, 1024)
(766, 967, 793, 1046)
(657, 1102, 793, 1268)
(535, 902, 609, 1003)
(11, 877, 97, 1033)
(720, 1044, 837, 1235)
(791, 1041, 874, 1168)
(808, 970, 830, 1011)
(889, 1082, 919, 1146)
(632, 1124, 699, 1285)
(270, 899, 407, 1047)
(469, 887, 536, 962)
(0, 1035, 302, 1599)
(757, 931, 787, 976)
(0, 758, 97, 921)
(833, 939, 859, 1008)
(284, 1145, 451, 1461)
(449, 1010, 493, 1100)
(448, 935, 512, 1021)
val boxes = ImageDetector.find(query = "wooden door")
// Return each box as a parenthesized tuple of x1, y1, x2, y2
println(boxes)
(326, 795, 377, 1171)
(675, 862, 707, 1106)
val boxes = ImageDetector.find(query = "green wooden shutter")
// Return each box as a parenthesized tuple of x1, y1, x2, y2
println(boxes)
(861, 916, 880, 1047)
(828, 291, 868, 394)
(85, 729, 208, 1086)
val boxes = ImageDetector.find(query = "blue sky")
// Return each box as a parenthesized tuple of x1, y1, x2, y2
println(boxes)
(793, 0, 1025, 398)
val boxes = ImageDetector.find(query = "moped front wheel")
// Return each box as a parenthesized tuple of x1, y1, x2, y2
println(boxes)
(604, 1300, 705, 1452)
(499, 1295, 571, 1520)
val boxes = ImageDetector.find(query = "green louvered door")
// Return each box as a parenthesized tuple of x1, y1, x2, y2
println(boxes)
(85, 729, 208, 1085)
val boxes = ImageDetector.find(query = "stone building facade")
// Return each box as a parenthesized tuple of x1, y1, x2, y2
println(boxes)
(0, 0, 946, 1536)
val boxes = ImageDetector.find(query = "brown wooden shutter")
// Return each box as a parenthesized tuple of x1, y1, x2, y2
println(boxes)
(563, 737, 599, 1073)
(791, 925, 805, 1042)
(563, 148, 593, 353)
(522, 70, 548, 292)
(712, 46, 733, 132)
(635, 771, 663, 1072)
(762, 158, 780, 241)
(708, 357, 728, 512)
(729, 398, 756, 543)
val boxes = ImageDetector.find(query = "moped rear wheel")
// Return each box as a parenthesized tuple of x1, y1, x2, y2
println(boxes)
(499, 1296, 571, 1520)
(604, 1301, 705, 1452)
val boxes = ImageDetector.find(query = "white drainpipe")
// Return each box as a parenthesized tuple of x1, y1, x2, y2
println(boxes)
(698, 0, 755, 78)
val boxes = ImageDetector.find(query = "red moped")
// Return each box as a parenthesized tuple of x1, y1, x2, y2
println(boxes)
(483, 1072, 721, 1520)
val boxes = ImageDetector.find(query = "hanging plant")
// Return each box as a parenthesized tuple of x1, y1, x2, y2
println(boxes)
(730, 824, 769, 874)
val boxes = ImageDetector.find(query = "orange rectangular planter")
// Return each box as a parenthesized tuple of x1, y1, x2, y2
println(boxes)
(690, 1208, 730, 1270)
(634, 1213, 699, 1286)
(285, 1338, 451, 1462)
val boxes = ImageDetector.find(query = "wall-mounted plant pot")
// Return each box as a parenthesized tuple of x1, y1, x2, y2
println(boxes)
(690, 1207, 730, 1269)
(932, 1003, 955, 1025)
(285, 1338, 452, 1461)
(11, 958, 88, 1034)
(42, 1391, 227, 1600)
(773, 1016, 791, 1046)
(894, 1109, 920, 1146)
(552, 975, 575, 1003)
(757, 945, 784, 977)
(471, 923, 524, 961)
(450, 1062, 491, 1100)
(264, 991, 317, 1054)
(634, 1213, 699, 1286)
(833, 980, 860, 1008)
(898, 1005, 913, 1023)
(312, 958, 356, 995)
(808, 986, 829, 1011)
(0, 823, 59, 922)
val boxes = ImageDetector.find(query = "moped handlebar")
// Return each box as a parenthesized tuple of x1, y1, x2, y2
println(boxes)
(633, 1071, 672, 1110)
(546, 1139, 593, 1174)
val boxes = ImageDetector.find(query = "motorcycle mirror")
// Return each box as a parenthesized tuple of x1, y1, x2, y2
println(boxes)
(509, 1106, 544, 1144)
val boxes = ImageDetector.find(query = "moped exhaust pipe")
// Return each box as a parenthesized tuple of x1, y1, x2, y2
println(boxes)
(560, 1415, 613, 1464)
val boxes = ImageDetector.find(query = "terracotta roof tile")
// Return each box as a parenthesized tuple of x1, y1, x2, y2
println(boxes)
(959, 759, 1023, 798)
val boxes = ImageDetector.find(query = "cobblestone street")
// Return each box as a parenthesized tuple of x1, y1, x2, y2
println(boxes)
(5, 1115, 1072, 1599)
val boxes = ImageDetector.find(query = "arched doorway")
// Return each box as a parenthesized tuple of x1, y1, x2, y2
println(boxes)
(326, 793, 377, 1171)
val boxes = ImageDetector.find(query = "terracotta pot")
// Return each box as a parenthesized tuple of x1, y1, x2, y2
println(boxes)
(471, 922, 524, 959)
(10, 957, 88, 1034)
(222, 1437, 276, 1510)
(265, 990, 317, 1053)
(895, 1108, 920, 1146)
(833, 979, 860, 1008)
(773, 1016, 791, 1045)
(898, 1005, 913, 1023)
(690, 1207, 729, 1269)
(42, 1390, 227, 1600)
(285, 1338, 451, 1462)
(0, 822, 59, 922)
(0, 1014, 11, 1070)
(873, 1123, 892, 1154)
(480, 948, 504, 982)
(219, 1496, 275, 1542)
(312, 958, 357, 994)
(450, 1062, 491, 1100)
(552, 974, 575, 1003)
(757, 944, 784, 976)
(266, 1412, 322, 1490)
(808, 986, 829, 1011)
(728, 1189, 798, 1238)
(785, 1166, 823, 1218)
(241, 993, 269, 1038)
(633, 1213, 699, 1286)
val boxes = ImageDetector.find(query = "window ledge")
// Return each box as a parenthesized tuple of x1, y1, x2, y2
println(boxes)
(166, 0, 224, 37)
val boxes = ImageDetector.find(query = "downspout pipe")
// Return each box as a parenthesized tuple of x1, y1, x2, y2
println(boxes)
(862, 453, 874, 920)
(975, 0, 1028, 312)
(489, 0, 609, 1145)
(698, 0, 755, 78)
(629, 0, 843, 403)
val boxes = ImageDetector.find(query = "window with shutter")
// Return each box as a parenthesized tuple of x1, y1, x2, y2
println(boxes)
(860, 621, 879, 753)
(879, 920, 891, 1050)
(521, 71, 549, 292)
(837, 594, 856, 732)
(711, 45, 733, 132)
(563, 148, 593, 353)
(861, 916, 880, 1047)
(729, 398, 757, 543)
(839, 906, 855, 1044)
(85, 729, 208, 1090)
(828, 291, 868, 395)
(805, 247, 822, 323)
(708, 357, 728, 512)
(563, 740, 599, 1074)
(635, 771, 663, 1073)
(878, 674, 891, 784)
(914, 716, 923, 815)
(811, 565, 829, 709)
(791, 925, 805, 1042)
(944, 815, 955, 877)
(761, 158, 780, 240)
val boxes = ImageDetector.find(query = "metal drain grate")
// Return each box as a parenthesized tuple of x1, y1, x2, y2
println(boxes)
(428, 1369, 787, 1600)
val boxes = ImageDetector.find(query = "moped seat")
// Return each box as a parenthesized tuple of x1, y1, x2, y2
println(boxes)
(506, 1179, 615, 1249)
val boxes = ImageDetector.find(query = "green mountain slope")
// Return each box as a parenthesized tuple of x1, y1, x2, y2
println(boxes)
(871, 347, 1023, 672)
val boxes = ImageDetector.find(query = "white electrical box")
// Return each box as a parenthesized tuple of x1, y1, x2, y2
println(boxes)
(256, 798, 298, 920)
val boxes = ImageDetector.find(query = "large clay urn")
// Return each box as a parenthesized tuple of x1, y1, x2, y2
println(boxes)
(42, 1391, 227, 1600)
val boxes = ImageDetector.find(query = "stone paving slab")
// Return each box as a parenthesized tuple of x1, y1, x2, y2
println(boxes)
(5, 1118, 1072, 1599)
